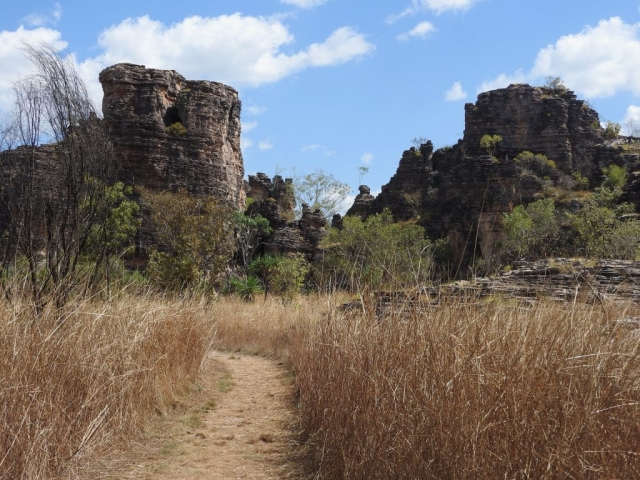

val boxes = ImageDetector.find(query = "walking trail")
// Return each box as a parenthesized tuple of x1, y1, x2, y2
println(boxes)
(108, 350, 303, 479)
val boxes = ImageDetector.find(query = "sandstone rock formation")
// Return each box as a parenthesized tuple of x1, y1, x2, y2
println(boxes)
(245, 173, 327, 259)
(348, 84, 640, 268)
(100, 63, 245, 209)
(348, 258, 640, 319)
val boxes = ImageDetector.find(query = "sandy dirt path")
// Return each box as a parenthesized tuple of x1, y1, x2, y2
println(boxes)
(106, 351, 304, 479)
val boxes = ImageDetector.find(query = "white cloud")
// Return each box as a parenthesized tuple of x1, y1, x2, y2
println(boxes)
(361, 152, 373, 164)
(301, 144, 335, 156)
(445, 81, 467, 101)
(623, 105, 640, 135)
(246, 105, 266, 115)
(387, 0, 478, 23)
(478, 71, 528, 94)
(531, 17, 640, 98)
(258, 139, 274, 150)
(241, 138, 254, 151)
(397, 21, 436, 41)
(0, 26, 68, 115)
(280, 0, 327, 9)
(22, 3, 63, 27)
(0, 15, 374, 116)
(242, 120, 258, 133)
(480, 17, 640, 98)
(80, 15, 374, 91)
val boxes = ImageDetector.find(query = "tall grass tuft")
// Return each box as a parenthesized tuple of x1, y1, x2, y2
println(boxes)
(291, 299, 640, 478)
(0, 294, 214, 479)
(212, 296, 328, 357)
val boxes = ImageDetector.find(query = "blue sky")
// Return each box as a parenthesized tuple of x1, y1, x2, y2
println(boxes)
(2, 0, 640, 208)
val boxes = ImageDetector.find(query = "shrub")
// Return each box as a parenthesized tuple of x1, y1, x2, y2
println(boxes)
(166, 122, 187, 137)
(603, 121, 621, 140)
(249, 254, 310, 299)
(514, 151, 560, 184)
(572, 171, 590, 190)
(320, 209, 434, 291)
(602, 164, 627, 190)
(502, 199, 559, 258)
(142, 189, 234, 289)
(224, 275, 264, 301)
(570, 190, 639, 259)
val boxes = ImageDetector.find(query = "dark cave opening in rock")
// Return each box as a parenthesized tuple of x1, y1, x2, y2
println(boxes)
(163, 106, 182, 127)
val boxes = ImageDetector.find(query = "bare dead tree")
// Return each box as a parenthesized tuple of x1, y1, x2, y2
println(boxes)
(0, 44, 122, 309)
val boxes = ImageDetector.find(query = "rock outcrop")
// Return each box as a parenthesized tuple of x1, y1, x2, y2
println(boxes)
(349, 84, 640, 267)
(100, 63, 245, 209)
(246, 173, 327, 259)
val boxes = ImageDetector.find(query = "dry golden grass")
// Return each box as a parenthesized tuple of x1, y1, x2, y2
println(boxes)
(290, 299, 640, 479)
(0, 293, 215, 479)
(5, 289, 640, 479)
(211, 295, 330, 357)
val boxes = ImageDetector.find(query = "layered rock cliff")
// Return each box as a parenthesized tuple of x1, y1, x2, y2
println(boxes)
(245, 173, 327, 259)
(346, 84, 640, 267)
(100, 63, 245, 209)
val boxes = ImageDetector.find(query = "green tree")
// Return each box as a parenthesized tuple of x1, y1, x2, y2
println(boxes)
(571, 187, 639, 259)
(321, 209, 434, 291)
(294, 169, 351, 220)
(82, 180, 141, 292)
(233, 211, 271, 268)
(602, 164, 627, 190)
(480, 134, 503, 159)
(602, 121, 621, 140)
(249, 254, 310, 299)
(142, 189, 234, 289)
(502, 199, 559, 259)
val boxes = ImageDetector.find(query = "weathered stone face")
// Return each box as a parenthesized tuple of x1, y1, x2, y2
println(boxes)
(100, 63, 245, 209)
(464, 84, 601, 177)
(246, 173, 327, 260)
(345, 84, 639, 269)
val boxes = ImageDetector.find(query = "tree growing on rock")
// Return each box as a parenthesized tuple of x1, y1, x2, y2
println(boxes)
(480, 134, 502, 159)
(294, 169, 351, 220)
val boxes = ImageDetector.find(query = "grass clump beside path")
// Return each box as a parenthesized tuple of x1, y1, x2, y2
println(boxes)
(0, 294, 214, 479)
(289, 298, 640, 479)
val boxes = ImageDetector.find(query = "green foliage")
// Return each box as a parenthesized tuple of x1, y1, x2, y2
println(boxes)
(502, 199, 559, 259)
(143, 189, 234, 289)
(294, 169, 351, 220)
(225, 275, 264, 301)
(602, 164, 627, 190)
(249, 254, 310, 299)
(571, 187, 640, 259)
(147, 251, 201, 289)
(233, 211, 272, 268)
(480, 134, 502, 158)
(515, 151, 558, 179)
(602, 121, 621, 140)
(571, 172, 590, 191)
(321, 209, 434, 291)
(166, 122, 187, 137)
(83, 180, 140, 259)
